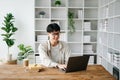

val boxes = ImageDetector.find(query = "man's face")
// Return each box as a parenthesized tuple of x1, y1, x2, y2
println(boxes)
(48, 31, 60, 42)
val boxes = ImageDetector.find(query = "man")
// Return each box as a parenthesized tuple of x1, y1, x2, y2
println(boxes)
(38, 23, 71, 70)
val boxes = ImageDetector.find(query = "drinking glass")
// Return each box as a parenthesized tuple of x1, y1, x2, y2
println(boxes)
(23, 59, 29, 72)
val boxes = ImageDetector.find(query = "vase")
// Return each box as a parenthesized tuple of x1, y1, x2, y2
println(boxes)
(6, 53, 12, 61)
(39, 15, 44, 18)
(27, 54, 35, 64)
(55, 4, 60, 7)
(17, 59, 23, 65)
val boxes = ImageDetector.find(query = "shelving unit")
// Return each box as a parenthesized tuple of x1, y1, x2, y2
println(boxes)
(97, 0, 120, 77)
(34, 0, 98, 64)
(83, 0, 98, 64)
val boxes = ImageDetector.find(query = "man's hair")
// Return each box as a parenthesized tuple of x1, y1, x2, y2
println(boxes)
(47, 23, 60, 33)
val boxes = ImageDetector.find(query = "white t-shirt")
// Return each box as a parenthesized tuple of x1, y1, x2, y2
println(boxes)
(51, 44, 60, 63)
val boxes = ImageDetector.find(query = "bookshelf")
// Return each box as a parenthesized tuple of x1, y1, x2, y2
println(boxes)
(34, 0, 98, 64)
(97, 0, 120, 76)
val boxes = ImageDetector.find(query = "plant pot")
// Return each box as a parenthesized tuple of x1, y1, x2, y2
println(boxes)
(6, 53, 12, 62)
(55, 4, 61, 7)
(17, 53, 35, 65)
(39, 15, 44, 18)
(17, 59, 23, 65)
(7, 59, 17, 64)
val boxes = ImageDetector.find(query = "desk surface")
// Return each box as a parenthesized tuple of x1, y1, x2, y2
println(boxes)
(0, 64, 115, 80)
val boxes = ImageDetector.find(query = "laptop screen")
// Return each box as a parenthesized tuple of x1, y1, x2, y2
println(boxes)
(65, 55, 90, 73)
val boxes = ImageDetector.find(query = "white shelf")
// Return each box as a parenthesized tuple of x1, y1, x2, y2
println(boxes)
(35, 7, 50, 8)
(84, 30, 97, 32)
(35, 18, 50, 20)
(68, 42, 83, 44)
(83, 42, 97, 44)
(68, 7, 83, 9)
(34, 0, 98, 64)
(51, 7, 66, 9)
(84, 16, 98, 20)
(51, 18, 66, 20)
(84, 7, 98, 9)
(98, 0, 120, 75)
(83, 53, 97, 55)
(35, 8, 50, 18)
(73, 18, 84, 20)
(101, 54, 120, 70)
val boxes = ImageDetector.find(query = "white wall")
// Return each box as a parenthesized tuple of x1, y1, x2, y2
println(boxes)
(0, 0, 34, 60)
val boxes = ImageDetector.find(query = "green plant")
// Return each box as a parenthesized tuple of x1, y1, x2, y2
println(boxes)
(68, 11, 75, 34)
(55, 0, 61, 6)
(1, 13, 18, 54)
(17, 44, 34, 60)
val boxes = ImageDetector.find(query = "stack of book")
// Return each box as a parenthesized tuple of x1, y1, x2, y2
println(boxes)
(113, 53, 120, 67)
(83, 35, 91, 43)
(84, 22, 91, 31)
(37, 35, 48, 43)
(107, 52, 113, 62)
(35, 53, 41, 64)
(83, 44, 93, 53)
(78, 10, 83, 19)
(103, 20, 108, 31)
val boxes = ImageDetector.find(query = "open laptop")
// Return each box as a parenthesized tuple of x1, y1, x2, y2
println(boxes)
(60, 55, 90, 73)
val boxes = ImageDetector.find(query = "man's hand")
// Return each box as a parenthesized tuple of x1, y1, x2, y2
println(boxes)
(57, 64, 67, 70)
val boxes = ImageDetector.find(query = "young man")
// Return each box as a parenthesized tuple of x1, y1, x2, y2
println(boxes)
(38, 23, 71, 70)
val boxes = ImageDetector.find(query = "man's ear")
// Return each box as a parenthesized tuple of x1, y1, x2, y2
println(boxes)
(48, 33, 50, 39)
(48, 32, 50, 36)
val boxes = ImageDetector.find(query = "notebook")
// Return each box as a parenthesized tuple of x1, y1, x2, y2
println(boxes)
(60, 55, 90, 73)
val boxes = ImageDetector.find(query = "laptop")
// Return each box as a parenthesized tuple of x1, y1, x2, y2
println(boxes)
(60, 55, 90, 73)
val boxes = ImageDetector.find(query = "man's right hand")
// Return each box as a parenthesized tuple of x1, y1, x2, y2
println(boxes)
(57, 64, 67, 70)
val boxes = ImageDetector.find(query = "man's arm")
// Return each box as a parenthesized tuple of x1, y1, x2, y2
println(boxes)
(38, 43, 58, 67)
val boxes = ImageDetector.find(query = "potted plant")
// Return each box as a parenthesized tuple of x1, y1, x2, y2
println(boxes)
(39, 11, 46, 18)
(1, 13, 18, 62)
(55, 0, 61, 7)
(68, 11, 75, 34)
(17, 44, 34, 64)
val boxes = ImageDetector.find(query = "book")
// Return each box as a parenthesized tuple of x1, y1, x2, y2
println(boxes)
(83, 35, 91, 43)
(84, 22, 91, 31)
(78, 10, 83, 19)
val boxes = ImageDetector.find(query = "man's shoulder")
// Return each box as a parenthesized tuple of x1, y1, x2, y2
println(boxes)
(39, 41, 49, 48)
(40, 41, 48, 45)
